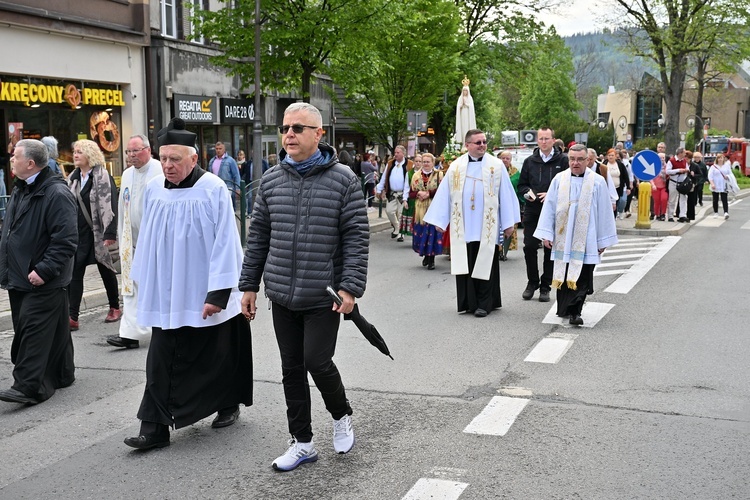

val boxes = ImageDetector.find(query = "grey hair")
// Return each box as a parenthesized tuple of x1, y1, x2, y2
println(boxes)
(130, 134, 150, 148)
(569, 144, 588, 154)
(675, 147, 685, 155)
(587, 148, 597, 157)
(394, 145, 406, 154)
(41, 136, 58, 159)
(284, 102, 323, 126)
(16, 139, 49, 168)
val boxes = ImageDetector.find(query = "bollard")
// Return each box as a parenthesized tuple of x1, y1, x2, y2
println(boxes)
(635, 180, 652, 229)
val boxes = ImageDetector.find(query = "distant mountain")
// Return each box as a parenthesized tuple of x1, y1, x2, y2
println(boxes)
(563, 30, 655, 92)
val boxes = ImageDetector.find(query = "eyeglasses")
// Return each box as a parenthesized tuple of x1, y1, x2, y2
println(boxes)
(470, 140, 488, 145)
(278, 124, 319, 134)
(125, 147, 148, 155)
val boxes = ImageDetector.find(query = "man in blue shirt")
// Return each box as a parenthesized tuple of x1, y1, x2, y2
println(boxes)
(209, 142, 241, 208)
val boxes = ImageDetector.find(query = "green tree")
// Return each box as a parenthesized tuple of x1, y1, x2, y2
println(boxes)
(334, 0, 462, 152)
(192, 0, 387, 101)
(518, 28, 580, 128)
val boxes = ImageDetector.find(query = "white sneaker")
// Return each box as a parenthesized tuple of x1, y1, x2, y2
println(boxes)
(713, 213, 719, 219)
(272, 438, 318, 471)
(724, 213, 729, 220)
(332, 414, 355, 454)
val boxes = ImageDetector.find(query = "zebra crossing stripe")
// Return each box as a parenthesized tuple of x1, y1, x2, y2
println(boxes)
(402, 478, 469, 500)
(542, 301, 614, 328)
(604, 236, 680, 294)
(525, 333, 578, 364)
(463, 396, 529, 436)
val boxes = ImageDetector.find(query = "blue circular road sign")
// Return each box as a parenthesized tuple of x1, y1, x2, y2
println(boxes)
(631, 150, 662, 181)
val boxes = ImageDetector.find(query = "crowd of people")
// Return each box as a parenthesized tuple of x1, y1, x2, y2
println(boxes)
(0, 116, 742, 474)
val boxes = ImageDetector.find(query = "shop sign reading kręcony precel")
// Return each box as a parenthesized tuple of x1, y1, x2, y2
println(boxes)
(0, 76, 125, 109)
(174, 94, 218, 123)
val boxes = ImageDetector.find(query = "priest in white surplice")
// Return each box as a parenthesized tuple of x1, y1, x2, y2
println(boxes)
(424, 129, 520, 317)
(107, 135, 162, 349)
(124, 118, 253, 451)
(533, 144, 618, 326)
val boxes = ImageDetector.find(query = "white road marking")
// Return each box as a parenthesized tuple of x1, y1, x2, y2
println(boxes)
(696, 218, 725, 227)
(402, 479, 469, 500)
(600, 253, 648, 261)
(0, 384, 144, 489)
(542, 301, 615, 328)
(602, 245, 659, 254)
(604, 236, 680, 294)
(742, 220, 750, 230)
(595, 260, 642, 268)
(593, 269, 627, 276)
(524, 336, 576, 364)
(463, 396, 529, 436)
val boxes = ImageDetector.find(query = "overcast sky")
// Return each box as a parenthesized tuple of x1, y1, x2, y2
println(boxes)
(542, 0, 607, 37)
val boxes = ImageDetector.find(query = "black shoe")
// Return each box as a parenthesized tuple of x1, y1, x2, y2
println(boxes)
(397, 235, 404, 242)
(522, 284, 538, 300)
(124, 434, 170, 450)
(422, 256, 429, 267)
(211, 407, 240, 428)
(0, 388, 39, 405)
(538, 290, 550, 303)
(474, 309, 488, 317)
(499, 253, 508, 261)
(678, 217, 687, 223)
(667, 218, 675, 222)
(391, 232, 398, 239)
(569, 315, 584, 326)
(107, 336, 140, 349)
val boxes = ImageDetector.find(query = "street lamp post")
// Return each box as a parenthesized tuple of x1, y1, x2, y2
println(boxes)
(252, 0, 263, 186)
(616, 115, 627, 148)
(685, 114, 704, 150)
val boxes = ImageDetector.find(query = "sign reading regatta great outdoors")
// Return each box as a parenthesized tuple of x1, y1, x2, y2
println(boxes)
(173, 94, 218, 123)
(220, 98, 255, 124)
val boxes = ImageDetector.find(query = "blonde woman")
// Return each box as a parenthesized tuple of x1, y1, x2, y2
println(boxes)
(409, 153, 443, 269)
(67, 139, 120, 330)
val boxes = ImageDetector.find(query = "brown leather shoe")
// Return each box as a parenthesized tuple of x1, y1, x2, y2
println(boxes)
(69, 318, 79, 331)
(104, 308, 122, 323)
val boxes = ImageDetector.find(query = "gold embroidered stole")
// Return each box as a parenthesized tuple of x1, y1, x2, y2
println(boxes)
(449, 156, 501, 280)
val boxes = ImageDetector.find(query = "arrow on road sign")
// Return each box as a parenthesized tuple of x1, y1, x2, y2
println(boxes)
(637, 154, 656, 177)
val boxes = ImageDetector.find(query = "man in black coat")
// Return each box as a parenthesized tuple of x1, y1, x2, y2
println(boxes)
(0, 139, 77, 405)
(517, 127, 569, 303)
(240, 102, 369, 472)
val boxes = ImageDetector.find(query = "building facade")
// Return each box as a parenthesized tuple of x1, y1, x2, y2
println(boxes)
(0, 0, 150, 184)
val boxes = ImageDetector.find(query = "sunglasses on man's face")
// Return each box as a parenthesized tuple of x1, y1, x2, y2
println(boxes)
(279, 124, 318, 134)
(470, 140, 488, 145)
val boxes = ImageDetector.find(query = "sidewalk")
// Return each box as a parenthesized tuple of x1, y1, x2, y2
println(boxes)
(2, 191, 745, 322)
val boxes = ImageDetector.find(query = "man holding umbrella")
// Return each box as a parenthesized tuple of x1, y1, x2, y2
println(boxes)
(240, 102, 369, 472)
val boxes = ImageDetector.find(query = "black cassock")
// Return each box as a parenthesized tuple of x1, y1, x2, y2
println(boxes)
(455, 241, 502, 313)
(555, 263, 595, 318)
(137, 313, 253, 429)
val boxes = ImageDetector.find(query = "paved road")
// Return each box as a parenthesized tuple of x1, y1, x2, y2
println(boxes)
(0, 196, 748, 499)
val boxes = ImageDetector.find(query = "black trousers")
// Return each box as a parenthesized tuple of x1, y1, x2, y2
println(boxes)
(272, 303, 351, 443)
(522, 212, 553, 291)
(712, 191, 729, 214)
(68, 262, 120, 320)
(456, 241, 502, 313)
(8, 287, 75, 401)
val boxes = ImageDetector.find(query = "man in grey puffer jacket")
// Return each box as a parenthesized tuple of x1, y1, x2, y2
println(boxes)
(240, 102, 369, 472)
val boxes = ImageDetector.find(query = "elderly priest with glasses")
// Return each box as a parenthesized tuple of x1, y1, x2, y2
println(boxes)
(424, 129, 520, 318)
(123, 118, 253, 450)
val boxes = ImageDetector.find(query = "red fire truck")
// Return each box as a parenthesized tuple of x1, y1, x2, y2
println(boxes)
(698, 135, 750, 174)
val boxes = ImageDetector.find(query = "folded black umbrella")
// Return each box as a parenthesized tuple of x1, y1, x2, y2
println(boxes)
(344, 304, 393, 360)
